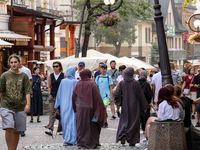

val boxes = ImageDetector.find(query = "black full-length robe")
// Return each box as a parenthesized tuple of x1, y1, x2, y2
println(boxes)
(114, 67, 149, 144)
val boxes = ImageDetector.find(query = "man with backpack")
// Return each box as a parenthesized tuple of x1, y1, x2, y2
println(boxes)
(107, 60, 121, 119)
(95, 64, 113, 128)
(170, 62, 182, 86)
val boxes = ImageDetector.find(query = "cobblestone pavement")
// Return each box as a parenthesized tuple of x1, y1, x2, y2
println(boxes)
(0, 107, 198, 150)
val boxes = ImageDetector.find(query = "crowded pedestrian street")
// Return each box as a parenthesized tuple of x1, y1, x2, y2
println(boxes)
(0, 108, 147, 150)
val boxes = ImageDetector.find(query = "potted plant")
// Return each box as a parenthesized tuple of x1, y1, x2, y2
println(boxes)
(95, 13, 121, 29)
(188, 32, 200, 44)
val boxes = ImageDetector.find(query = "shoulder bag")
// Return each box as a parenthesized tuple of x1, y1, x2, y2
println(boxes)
(183, 76, 195, 95)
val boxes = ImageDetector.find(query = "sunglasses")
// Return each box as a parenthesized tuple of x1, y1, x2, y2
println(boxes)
(119, 70, 123, 71)
(53, 65, 59, 68)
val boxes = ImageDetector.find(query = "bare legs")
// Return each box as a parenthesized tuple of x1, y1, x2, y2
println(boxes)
(197, 112, 200, 123)
(105, 105, 108, 123)
(5, 128, 19, 150)
(192, 104, 196, 116)
(30, 114, 40, 121)
(117, 106, 120, 113)
(110, 103, 115, 117)
(144, 117, 158, 138)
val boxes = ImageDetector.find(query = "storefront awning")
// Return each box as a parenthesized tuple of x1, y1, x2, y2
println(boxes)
(0, 30, 31, 41)
(0, 40, 14, 48)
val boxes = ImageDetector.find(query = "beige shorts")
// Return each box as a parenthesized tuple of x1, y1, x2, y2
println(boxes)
(186, 91, 196, 100)
(0, 107, 26, 132)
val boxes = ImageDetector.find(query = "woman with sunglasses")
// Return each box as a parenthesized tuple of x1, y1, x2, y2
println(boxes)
(45, 61, 66, 136)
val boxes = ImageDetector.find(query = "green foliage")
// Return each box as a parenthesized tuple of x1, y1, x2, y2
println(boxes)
(73, 0, 153, 56)
(150, 42, 159, 66)
(183, 0, 199, 10)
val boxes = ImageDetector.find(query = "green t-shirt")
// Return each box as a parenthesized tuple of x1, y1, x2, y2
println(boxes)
(0, 71, 32, 111)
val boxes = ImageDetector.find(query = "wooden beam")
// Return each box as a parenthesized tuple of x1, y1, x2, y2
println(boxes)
(50, 21, 55, 59)
(13, 16, 33, 22)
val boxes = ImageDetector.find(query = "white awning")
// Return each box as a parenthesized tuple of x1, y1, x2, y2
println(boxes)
(0, 30, 31, 41)
(0, 40, 14, 47)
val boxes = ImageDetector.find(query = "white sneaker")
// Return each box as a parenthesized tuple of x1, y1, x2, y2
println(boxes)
(140, 137, 148, 145)
(135, 137, 148, 148)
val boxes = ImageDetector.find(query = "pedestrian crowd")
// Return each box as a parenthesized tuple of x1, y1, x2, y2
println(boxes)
(1, 54, 200, 150)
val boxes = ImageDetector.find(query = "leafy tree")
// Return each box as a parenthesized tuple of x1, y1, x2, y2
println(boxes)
(183, 0, 198, 9)
(92, 16, 137, 57)
(150, 42, 159, 66)
(73, 0, 153, 57)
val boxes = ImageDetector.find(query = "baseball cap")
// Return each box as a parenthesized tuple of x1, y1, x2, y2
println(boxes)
(101, 64, 107, 69)
(78, 61, 85, 66)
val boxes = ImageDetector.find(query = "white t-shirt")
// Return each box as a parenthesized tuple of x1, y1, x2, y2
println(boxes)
(151, 72, 162, 102)
(75, 70, 80, 79)
(54, 72, 61, 80)
(117, 75, 123, 83)
(134, 74, 139, 81)
(19, 66, 32, 79)
(158, 100, 180, 120)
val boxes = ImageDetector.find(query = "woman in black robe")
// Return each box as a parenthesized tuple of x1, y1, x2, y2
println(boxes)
(72, 69, 107, 149)
(114, 67, 149, 146)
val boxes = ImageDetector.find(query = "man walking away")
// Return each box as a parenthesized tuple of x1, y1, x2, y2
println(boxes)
(107, 60, 120, 119)
(96, 64, 113, 128)
(170, 62, 182, 86)
(151, 62, 162, 105)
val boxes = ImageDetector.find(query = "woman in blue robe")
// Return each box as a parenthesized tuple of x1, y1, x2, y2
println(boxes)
(55, 66, 78, 145)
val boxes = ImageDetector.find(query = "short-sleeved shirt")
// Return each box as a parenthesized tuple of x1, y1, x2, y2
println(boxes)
(180, 96, 193, 127)
(117, 75, 123, 83)
(171, 70, 182, 85)
(106, 69, 120, 89)
(0, 71, 32, 111)
(158, 100, 180, 120)
(184, 75, 197, 92)
(19, 66, 32, 80)
(75, 70, 80, 79)
(94, 70, 101, 78)
(95, 74, 113, 100)
(151, 72, 162, 102)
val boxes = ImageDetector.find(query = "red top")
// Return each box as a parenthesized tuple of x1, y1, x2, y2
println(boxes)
(184, 75, 197, 92)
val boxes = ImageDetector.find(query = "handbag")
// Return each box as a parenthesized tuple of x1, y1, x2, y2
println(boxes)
(31, 77, 40, 98)
(183, 76, 195, 95)
(91, 115, 99, 124)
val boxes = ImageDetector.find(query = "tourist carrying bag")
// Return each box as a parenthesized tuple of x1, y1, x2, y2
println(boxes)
(183, 76, 195, 95)
(31, 77, 39, 97)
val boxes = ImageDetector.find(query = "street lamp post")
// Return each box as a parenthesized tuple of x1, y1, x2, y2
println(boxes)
(154, 0, 173, 86)
(75, 0, 123, 58)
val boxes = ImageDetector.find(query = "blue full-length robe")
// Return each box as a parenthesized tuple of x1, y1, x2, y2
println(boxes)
(55, 67, 78, 144)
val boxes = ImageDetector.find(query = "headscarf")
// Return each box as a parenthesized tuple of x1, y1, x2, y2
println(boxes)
(73, 69, 106, 126)
(79, 68, 91, 80)
(67, 66, 75, 79)
(123, 67, 134, 82)
(139, 70, 147, 80)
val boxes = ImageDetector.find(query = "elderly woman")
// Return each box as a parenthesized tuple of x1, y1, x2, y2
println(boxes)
(114, 67, 149, 146)
(72, 69, 107, 149)
(54, 66, 78, 146)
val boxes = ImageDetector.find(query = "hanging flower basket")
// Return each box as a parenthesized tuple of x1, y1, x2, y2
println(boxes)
(95, 13, 121, 30)
(188, 32, 200, 44)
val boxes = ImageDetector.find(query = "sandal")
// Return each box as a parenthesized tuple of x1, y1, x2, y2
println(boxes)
(30, 119, 33, 123)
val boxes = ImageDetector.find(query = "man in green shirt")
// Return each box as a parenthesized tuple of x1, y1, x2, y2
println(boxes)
(0, 54, 32, 150)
